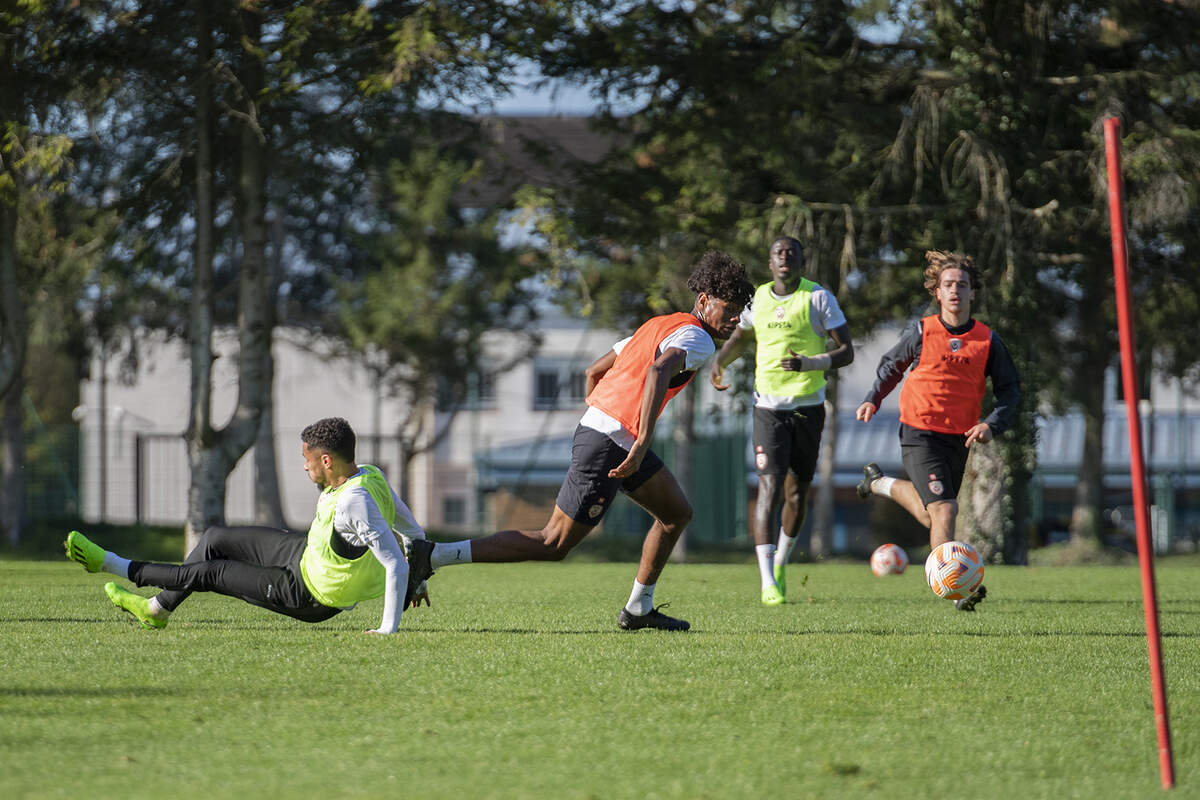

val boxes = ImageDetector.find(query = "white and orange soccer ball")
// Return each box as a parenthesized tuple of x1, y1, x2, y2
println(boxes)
(924, 541, 984, 600)
(870, 543, 908, 576)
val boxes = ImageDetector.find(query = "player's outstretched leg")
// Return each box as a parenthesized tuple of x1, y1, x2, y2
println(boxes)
(856, 463, 883, 499)
(617, 604, 691, 632)
(105, 583, 169, 630)
(64, 530, 105, 573)
(954, 584, 987, 612)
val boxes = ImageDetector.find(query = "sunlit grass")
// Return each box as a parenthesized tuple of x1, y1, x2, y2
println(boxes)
(1, 557, 1197, 799)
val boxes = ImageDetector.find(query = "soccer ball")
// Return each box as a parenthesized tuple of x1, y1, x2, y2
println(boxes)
(924, 541, 984, 600)
(870, 543, 908, 576)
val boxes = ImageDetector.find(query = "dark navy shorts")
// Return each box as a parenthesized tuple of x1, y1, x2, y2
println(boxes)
(752, 404, 826, 480)
(555, 425, 665, 525)
(899, 424, 969, 506)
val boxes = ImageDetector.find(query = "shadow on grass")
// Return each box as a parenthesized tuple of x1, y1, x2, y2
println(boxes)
(0, 686, 177, 697)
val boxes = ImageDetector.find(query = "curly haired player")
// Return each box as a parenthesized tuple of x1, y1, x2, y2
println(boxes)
(854, 251, 1021, 611)
(427, 250, 755, 631)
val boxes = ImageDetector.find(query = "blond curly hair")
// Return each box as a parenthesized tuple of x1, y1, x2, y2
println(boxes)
(922, 250, 982, 298)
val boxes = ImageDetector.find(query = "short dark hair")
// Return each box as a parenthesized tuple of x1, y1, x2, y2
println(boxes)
(923, 250, 983, 298)
(686, 250, 754, 308)
(772, 236, 804, 260)
(301, 417, 356, 463)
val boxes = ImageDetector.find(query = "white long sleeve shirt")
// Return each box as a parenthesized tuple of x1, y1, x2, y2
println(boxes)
(333, 473, 426, 633)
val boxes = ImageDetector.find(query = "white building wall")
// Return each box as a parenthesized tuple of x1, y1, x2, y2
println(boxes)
(77, 328, 413, 530)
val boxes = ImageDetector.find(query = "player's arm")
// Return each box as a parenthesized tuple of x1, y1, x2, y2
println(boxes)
(975, 332, 1022, 441)
(782, 323, 855, 372)
(609, 346, 687, 479)
(857, 321, 921, 422)
(390, 488, 430, 609)
(710, 319, 754, 391)
(584, 349, 618, 398)
(364, 531, 408, 634)
(339, 487, 408, 635)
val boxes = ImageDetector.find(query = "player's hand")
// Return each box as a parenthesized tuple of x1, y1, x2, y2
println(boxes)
(406, 581, 430, 609)
(964, 423, 993, 447)
(710, 363, 730, 391)
(608, 444, 647, 479)
(780, 348, 808, 372)
(856, 402, 877, 422)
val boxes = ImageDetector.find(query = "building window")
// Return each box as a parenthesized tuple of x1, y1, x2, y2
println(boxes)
(443, 496, 466, 526)
(437, 370, 497, 411)
(533, 359, 588, 410)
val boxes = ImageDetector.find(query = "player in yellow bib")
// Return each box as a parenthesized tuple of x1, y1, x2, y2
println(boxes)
(710, 237, 855, 605)
(65, 418, 433, 633)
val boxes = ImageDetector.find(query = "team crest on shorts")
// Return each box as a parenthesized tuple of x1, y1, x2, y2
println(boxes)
(948, 338, 962, 352)
(588, 504, 604, 519)
(755, 445, 768, 471)
(928, 473, 944, 496)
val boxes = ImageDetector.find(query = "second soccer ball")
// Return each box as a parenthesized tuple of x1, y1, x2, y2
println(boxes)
(870, 543, 909, 576)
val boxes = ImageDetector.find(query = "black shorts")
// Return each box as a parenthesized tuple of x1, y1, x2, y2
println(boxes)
(899, 424, 969, 506)
(752, 405, 826, 480)
(555, 425, 666, 525)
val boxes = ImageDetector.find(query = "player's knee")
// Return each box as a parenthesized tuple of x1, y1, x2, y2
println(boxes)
(201, 526, 227, 545)
(539, 526, 579, 560)
(669, 502, 693, 530)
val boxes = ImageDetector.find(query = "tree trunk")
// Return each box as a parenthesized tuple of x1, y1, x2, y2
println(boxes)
(253, 399, 286, 528)
(809, 372, 837, 558)
(956, 440, 1007, 562)
(184, 0, 218, 552)
(253, 215, 285, 528)
(1, 372, 26, 545)
(0, 36, 26, 402)
(1070, 391, 1105, 542)
(1069, 281, 1108, 544)
(185, 5, 273, 550)
(187, 443, 232, 541)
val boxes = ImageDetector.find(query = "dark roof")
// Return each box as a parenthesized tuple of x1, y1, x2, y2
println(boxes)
(456, 115, 623, 207)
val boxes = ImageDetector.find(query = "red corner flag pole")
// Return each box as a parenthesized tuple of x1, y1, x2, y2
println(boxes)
(1104, 116, 1175, 790)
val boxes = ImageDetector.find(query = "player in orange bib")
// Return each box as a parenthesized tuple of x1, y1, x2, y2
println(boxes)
(426, 251, 754, 631)
(854, 251, 1021, 611)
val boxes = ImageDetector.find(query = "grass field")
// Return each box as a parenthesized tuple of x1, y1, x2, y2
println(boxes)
(2, 555, 1197, 799)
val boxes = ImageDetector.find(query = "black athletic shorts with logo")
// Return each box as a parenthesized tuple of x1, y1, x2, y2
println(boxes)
(752, 404, 826, 480)
(899, 423, 969, 507)
(555, 425, 666, 525)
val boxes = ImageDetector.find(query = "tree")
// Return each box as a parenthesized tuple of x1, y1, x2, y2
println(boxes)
(76, 1, 531, 547)
(339, 134, 541, 498)
(0, 2, 111, 544)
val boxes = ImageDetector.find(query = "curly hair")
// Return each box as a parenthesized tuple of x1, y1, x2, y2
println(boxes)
(923, 250, 983, 297)
(686, 250, 754, 308)
(301, 417, 356, 463)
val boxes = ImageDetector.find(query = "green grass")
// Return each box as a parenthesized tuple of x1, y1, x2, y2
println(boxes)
(2, 557, 1198, 799)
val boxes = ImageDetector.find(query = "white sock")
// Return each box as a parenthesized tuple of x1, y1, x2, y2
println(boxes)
(102, 552, 131, 579)
(775, 532, 797, 570)
(146, 596, 170, 619)
(873, 476, 897, 498)
(431, 541, 472, 568)
(756, 544, 777, 589)
(625, 580, 654, 615)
